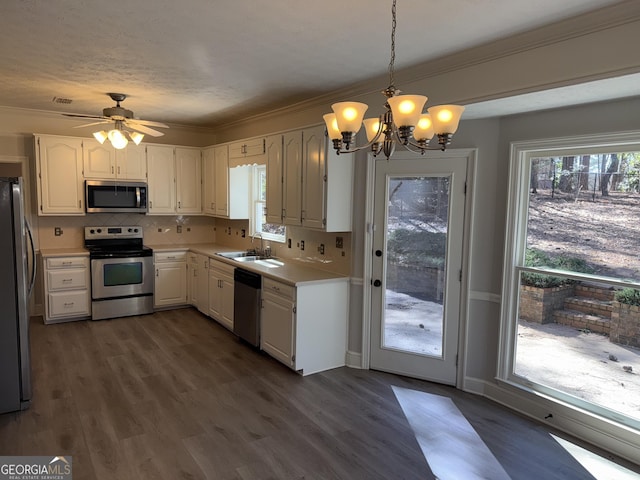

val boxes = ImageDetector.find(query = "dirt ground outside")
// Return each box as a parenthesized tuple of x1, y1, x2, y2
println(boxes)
(518, 189, 640, 422)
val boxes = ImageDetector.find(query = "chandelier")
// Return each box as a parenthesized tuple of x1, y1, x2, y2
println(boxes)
(323, 0, 464, 160)
(93, 121, 144, 150)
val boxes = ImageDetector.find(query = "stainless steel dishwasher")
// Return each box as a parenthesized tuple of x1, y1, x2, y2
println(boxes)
(233, 268, 261, 347)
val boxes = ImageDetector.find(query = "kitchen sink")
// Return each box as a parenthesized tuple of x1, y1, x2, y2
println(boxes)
(216, 251, 281, 266)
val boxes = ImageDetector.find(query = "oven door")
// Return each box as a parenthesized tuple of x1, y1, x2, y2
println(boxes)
(91, 256, 153, 300)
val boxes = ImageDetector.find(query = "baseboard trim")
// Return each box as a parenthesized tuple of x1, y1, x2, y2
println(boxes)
(462, 376, 489, 395)
(346, 350, 363, 369)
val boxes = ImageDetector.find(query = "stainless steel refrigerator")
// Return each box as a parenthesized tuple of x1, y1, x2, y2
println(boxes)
(0, 177, 35, 414)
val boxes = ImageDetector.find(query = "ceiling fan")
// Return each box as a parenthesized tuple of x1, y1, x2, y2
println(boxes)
(63, 93, 168, 148)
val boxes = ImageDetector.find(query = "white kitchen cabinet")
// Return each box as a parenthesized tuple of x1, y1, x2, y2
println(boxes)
(115, 143, 147, 181)
(188, 253, 208, 314)
(261, 278, 296, 367)
(208, 258, 234, 331)
(282, 130, 303, 226)
(154, 251, 187, 308)
(175, 147, 202, 214)
(43, 255, 90, 323)
(266, 125, 353, 231)
(265, 134, 283, 225)
(229, 137, 265, 163)
(261, 277, 348, 375)
(146, 145, 176, 214)
(35, 135, 85, 215)
(202, 144, 250, 219)
(83, 139, 147, 181)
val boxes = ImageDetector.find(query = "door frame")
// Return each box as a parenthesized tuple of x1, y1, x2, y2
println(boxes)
(360, 148, 476, 389)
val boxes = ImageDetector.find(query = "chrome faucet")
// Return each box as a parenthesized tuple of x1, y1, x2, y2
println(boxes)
(251, 232, 267, 257)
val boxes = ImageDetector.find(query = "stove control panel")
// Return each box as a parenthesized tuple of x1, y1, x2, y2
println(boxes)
(84, 225, 143, 240)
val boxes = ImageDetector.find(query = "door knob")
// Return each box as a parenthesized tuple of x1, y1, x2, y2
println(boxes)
(373, 279, 382, 287)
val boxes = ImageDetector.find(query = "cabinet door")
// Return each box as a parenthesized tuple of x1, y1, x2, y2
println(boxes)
(202, 147, 216, 215)
(219, 273, 234, 331)
(176, 147, 202, 214)
(146, 145, 176, 214)
(116, 144, 147, 181)
(83, 138, 115, 179)
(154, 262, 187, 307)
(261, 292, 295, 367)
(36, 136, 84, 215)
(208, 268, 222, 319)
(265, 134, 283, 225)
(282, 131, 302, 226)
(214, 145, 229, 217)
(196, 257, 209, 314)
(301, 125, 326, 229)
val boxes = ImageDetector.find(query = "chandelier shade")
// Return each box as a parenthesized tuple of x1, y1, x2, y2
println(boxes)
(322, 0, 464, 159)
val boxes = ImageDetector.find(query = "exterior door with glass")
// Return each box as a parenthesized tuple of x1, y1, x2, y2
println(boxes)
(370, 152, 468, 385)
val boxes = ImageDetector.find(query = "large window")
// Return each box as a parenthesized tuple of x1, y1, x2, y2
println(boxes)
(500, 133, 640, 431)
(252, 165, 285, 242)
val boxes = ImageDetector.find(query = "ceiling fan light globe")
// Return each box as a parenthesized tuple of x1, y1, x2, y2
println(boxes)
(129, 131, 144, 145)
(93, 130, 108, 144)
(107, 129, 128, 149)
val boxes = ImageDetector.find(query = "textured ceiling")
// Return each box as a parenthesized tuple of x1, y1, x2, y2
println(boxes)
(0, 0, 629, 129)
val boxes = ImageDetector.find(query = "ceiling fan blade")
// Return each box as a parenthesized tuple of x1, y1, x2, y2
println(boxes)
(125, 122, 165, 137)
(72, 120, 113, 129)
(63, 113, 108, 120)
(127, 118, 169, 128)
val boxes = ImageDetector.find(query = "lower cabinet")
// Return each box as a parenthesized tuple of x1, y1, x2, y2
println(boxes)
(43, 255, 91, 324)
(208, 258, 234, 331)
(261, 277, 348, 375)
(188, 253, 209, 314)
(154, 251, 188, 308)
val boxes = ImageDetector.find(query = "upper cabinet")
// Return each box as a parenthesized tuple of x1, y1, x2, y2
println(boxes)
(83, 139, 147, 181)
(202, 144, 249, 219)
(229, 137, 265, 164)
(175, 147, 202, 214)
(266, 125, 353, 231)
(147, 145, 202, 215)
(35, 135, 85, 215)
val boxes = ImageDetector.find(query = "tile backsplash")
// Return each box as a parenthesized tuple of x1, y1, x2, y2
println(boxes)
(36, 215, 352, 276)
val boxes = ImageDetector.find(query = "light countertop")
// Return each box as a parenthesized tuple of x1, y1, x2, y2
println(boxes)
(148, 243, 348, 287)
(40, 247, 89, 257)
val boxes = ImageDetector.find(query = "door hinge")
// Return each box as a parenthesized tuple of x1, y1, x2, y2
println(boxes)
(456, 354, 459, 366)
(293, 306, 297, 314)
(464, 182, 467, 194)
(459, 269, 462, 282)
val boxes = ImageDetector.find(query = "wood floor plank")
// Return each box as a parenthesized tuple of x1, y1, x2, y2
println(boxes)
(1, 309, 638, 480)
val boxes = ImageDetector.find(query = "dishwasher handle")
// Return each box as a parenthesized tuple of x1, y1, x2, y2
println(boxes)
(234, 268, 261, 288)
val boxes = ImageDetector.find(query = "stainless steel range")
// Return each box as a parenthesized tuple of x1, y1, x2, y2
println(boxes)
(84, 226, 153, 320)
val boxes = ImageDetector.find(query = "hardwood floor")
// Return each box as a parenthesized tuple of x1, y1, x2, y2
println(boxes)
(1, 308, 638, 479)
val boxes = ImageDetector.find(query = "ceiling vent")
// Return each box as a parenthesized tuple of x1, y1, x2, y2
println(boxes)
(52, 96, 73, 104)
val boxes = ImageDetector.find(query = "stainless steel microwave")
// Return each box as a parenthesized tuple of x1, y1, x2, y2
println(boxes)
(85, 180, 148, 213)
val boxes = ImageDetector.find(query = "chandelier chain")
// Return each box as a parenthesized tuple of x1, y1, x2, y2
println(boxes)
(388, 0, 396, 89)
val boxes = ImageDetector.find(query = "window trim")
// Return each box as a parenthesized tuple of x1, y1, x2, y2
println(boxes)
(251, 165, 286, 243)
(499, 131, 640, 430)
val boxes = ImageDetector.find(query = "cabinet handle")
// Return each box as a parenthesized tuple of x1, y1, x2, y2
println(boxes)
(111, 166, 114, 174)
(167, 256, 175, 259)
(117, 166, 121, 175)
(211, 202, 215, 209)
(156, 269, 159, 277)
(62, 261, 73, 265)
(150, 201, 153, 208)
(78, 200, 81, 209)
(62, 278, 73, 282)
(63, 302, 75, 307)
(178, 201, 181, 209)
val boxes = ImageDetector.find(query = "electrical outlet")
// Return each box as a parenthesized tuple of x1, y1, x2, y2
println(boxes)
(227, 227, 232, 235)
(177, 225, 182, 233)
(336, 236, 343, 249)
(287, 238, 292, 248)
(54, 227, 63, 236)
(319, 243, 325, 255)
(300, 240, 305, 251)
(241, 229, 246, 238)
(187, 227, 191, 232)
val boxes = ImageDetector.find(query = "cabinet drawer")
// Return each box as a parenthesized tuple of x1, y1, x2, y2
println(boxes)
(155, 251, 188, 262)
(48, 290, 90, 318)
(208, 258, 235, 276)
(229, 137, 265, 158)
(263, 278, 295, 300)
(47, 268, 88, 291)
(46, 256, 88, 269)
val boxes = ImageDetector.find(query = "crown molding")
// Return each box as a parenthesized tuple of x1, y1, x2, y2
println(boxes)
(212, 0, 640, 131)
